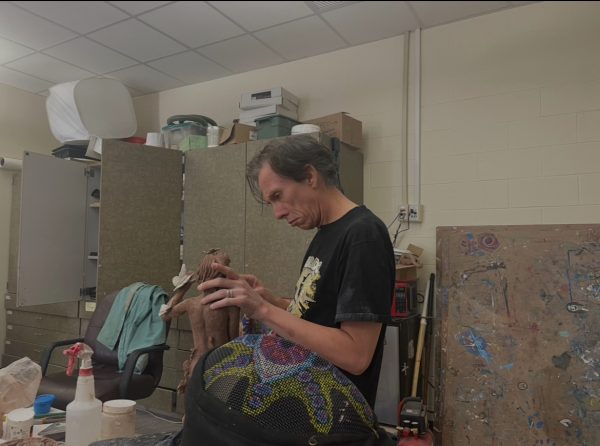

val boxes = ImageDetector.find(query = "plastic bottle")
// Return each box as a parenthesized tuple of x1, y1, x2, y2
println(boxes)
(64, 342, 102, 446)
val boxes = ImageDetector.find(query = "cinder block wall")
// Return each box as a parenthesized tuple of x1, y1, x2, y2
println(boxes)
(410, 1, 600, 282)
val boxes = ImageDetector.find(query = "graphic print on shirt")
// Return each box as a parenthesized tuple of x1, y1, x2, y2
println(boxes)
(288, 256, 322, 317)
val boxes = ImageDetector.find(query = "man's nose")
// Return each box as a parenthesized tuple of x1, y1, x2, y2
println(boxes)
(272, 204, 287, 220)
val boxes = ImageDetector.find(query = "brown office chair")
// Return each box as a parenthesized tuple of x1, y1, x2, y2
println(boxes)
(37, 290, 170, 410)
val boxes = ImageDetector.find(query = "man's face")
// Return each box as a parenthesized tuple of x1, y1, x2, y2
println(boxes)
(258, 163, 319, 230)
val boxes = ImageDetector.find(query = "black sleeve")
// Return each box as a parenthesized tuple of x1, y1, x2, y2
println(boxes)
(334, 223, 394, 324)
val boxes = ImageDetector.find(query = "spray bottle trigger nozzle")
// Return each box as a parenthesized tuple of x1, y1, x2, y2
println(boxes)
(63, 342, 94, 376)
(63, 343, 83, 376)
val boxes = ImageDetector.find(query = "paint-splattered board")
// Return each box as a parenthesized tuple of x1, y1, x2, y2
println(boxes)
(436, 225, 600, 446)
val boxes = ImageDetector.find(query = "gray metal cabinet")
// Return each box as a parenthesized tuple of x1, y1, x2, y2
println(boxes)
(3, 141, 182, 393)
(96, 142, 182, 301)
(6, 309, 80, 334)
(17, 152, 90, 306)
(7, 172, 20, 295)
(182, 144, 246, 279)
(13, 141, 182, 307)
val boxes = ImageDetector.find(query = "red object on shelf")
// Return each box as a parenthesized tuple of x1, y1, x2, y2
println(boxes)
(391, 280, 417, 318)
(397, 431, 434, 445)
(123, 136, 146, 144)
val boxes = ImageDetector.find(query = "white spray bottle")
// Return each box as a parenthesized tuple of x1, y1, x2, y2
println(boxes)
(63, 342, 102, 446)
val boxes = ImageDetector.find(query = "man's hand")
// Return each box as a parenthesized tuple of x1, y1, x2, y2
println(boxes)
(204, 263, 290, 310)
(198, 263, 270, 319)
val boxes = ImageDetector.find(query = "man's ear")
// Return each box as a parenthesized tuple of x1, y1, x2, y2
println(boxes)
(304, 165, 318, 187)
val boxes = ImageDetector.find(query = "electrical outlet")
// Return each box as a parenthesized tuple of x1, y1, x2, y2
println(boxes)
(408, 204, 422, 222)
(398, 207, 407, 221)
(399, 204, 423, 222)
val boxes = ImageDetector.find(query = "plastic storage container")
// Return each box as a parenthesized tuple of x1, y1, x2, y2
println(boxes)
(255, 115, 301, 140)
(162, 121, 207, 150)
(161, 115, 217, 151)
(101, 399, 136, 440)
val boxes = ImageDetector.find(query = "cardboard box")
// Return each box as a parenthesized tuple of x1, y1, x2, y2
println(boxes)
(304, 112, 362, 149)
(240, 87, 299, 109)
(395, 265, 417, 281)
(394, 243, 423, 281)
(406, 243, 423, 258)
(219, 121, 255, 145)
(239, 95, 298, 111)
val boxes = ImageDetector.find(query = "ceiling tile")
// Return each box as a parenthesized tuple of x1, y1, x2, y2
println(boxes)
(409, 1, 510, 28)
(0, 3, 75, 50)
(108, 1, 172, 15)
(0, 37, 34, 64)
(199, 34, 285, 73)
(139, 2, 244, 48)
(88, 19, 186, 62)
(0, 66, 53, 93)
(124, 85, 144, 97)
(13, 1, 128, 34)
(209, 1, 314, 31)
(323, 1, 419, 45)
(6, 53, 95, 84)
(149, 51, 231, 84)
(43, 37, 137, 74)
(107, 64, 183, 94)
(254, 16, 347, 60)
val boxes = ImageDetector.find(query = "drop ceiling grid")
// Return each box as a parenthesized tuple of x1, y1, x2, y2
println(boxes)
(0, 1, 528, 95)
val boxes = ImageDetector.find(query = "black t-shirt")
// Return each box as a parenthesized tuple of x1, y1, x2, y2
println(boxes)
(287, 205, 395, 406)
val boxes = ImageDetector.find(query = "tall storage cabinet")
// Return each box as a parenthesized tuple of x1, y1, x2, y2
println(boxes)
(13, 141, 182, 306)
(4, 135, 364, 414)
(95, 142, 182, 300)
(3, 141, 182, 378)
(5, 171, 79, 372)
(182, 144, 246, 277)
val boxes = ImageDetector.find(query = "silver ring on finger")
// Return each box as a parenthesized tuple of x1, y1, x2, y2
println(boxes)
(227, 289, 233, 299)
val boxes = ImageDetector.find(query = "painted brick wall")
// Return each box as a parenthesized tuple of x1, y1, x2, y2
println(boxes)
(405, 2, 600, 285)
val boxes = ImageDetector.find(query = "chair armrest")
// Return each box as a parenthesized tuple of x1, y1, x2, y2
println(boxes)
(40, 337, 84, 376)
(119, 344, 170, 398)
